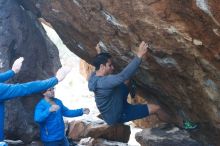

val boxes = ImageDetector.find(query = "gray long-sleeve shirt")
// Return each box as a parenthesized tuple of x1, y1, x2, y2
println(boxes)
(88, 57, 141, 125)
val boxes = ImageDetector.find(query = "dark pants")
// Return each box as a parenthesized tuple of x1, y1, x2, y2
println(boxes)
(43, 137, 69, 146)
(118, 83, 149, 123)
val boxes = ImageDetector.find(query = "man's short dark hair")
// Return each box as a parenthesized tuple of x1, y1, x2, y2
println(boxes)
(41, 87, 54, 94)
(92, 53, 112, 70)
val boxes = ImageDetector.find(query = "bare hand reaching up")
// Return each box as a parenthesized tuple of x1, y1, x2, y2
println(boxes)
(12, 57, 24, 73)
(136, 41, 148, 58)
(55, 66, 71, 82)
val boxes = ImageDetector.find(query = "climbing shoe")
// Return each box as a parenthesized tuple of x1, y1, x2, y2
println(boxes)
(183, 120, 198, 130)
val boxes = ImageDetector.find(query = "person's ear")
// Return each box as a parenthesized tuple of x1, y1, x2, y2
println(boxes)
(100, 64, 105, 70)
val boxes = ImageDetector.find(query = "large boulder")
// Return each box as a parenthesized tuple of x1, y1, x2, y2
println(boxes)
(68, 120, 130, 143)
(1, 0, 220, 145)
(0, 0, 60, 143)
(25, 0, 219, 144)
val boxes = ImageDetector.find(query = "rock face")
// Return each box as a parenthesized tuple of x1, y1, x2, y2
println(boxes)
(135, 127, 202, 146)
(68, 120, 131, 143)
(25, 0, 219, 144)
(0, 0, 60, 143)
(79, 59, 94, 80)
(1, 0, 220, 145)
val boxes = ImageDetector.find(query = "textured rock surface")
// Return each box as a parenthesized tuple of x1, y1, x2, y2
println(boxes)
(0, 0, 60, 143)
(26, 0, 220, 144)
(68, 120, 131, 143)
(24, 0, 220, 144)
(78, 137, 128, 146)
(1, 0, 220, 145)
(5, 140, 43, 146)
(135, 127, 202, 146)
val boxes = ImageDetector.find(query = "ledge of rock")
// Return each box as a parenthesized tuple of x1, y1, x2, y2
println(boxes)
(68, 119, 130, 143)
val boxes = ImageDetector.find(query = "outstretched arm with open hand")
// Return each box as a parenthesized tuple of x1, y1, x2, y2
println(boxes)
(0, 66, 71, 101)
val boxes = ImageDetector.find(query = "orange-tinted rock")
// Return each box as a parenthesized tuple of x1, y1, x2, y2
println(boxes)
(68, 120, 130, 143)
(79, 59, 94, 80)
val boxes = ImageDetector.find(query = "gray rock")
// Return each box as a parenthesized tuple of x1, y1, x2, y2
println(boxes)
(135, 127, 203, 146)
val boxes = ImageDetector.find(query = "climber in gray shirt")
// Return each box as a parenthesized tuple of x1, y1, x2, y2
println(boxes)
(88, 41, 199, 131)
(88, 41, 169, 125)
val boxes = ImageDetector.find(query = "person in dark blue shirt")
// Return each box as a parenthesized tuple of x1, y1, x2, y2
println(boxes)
(0, 57, 70, 145)
(35, 88, 90, 146)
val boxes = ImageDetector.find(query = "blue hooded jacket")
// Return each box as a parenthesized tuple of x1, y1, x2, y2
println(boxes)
(34, 98, 83, 142)
(0, 70, 58, 141)
(88, 57, 141, 125)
